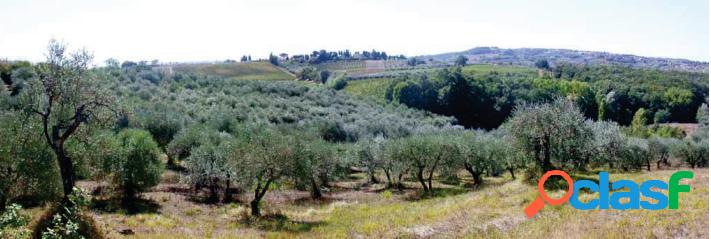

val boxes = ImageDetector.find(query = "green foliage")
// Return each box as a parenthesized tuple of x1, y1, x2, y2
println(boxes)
(292, 137, 340, 199)
(619, 137, 652, 171)
(454, 55, 468, 66)
(385, 133, 456, 193)
(231, 126, 297, 216)
(269, 53, 279, 66)
(587, 121, 625, 169)
(534, 59, 550, 70)
(41, 187, 90, 239)
(112, 129, 163, 200)
(675, 139, 709, 168)
(507, 99, 593, 172)
(630, 108, 650, 137)
(183, 130, 235, 202)
(0, 204, 31, 238)
(648, 136, 681, 168)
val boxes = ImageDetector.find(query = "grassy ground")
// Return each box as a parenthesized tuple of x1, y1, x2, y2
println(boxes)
(460, 64, 538, 76)
(172, 62, 294, 81)
(343, 78, 393, 102)
(20, 168, 702, 238)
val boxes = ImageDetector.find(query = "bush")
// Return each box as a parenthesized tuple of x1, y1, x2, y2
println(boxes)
(0, 204, 31, 238)
(112, 129, 163, 202)
(183, 131, 235, 203)
(39, 187, 99, 239)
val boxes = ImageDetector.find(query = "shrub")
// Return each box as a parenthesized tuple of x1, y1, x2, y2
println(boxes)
(112, 129, 163, 203)
(40, 187, 92, 239)
(0, 204, 31, 238)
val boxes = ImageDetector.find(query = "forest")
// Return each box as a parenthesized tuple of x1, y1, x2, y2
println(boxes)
(0, 41, 708, 238)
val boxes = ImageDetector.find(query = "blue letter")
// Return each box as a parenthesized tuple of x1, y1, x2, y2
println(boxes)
(640, 180, 668, 210)
(598, 172, 610, 209)
(610, 180, 640, 210)
(570, 180, 599, 210)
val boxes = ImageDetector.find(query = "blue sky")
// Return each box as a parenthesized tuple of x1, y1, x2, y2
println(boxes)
(0, 0, 708, 63)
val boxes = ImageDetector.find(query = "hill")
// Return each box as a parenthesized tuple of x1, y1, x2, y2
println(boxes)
(421, 47, 708, 73)
(171, 61, 294, 81)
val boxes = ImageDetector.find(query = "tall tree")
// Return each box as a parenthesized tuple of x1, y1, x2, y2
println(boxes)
(22, 40, 114, 202)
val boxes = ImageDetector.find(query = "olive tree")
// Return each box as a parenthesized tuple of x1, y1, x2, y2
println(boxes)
(353, 135, 387, 184)
(292, 139, 337, 199)
(112, 129, 163, 204)
(382, 139, 411, 190)
(387, 134, 454, 194)
(587, 120, 625, 169)
(619, 137, 652, 171)
(166, 125, 207, 164)
(133, 107, 183, 166)
(675, 140, 708, 168)
(453, 131, 491, 186)
(648, 136, 681, 169)
(183, 131, 235, 203)
(21, 40, 114, 201)
(232, 127, 295, 216)
(507, 99, 592, 173)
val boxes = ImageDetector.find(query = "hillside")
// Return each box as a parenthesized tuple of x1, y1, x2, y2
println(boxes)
(171, 61, 294, 81)
(421, 47, 709, 73)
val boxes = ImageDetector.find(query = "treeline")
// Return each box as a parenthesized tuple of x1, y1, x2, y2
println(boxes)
(290, 49, 406, 64)
(385, 65, 708, 129)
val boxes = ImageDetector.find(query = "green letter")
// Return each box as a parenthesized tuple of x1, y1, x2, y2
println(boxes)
(668, 171, 694, 209)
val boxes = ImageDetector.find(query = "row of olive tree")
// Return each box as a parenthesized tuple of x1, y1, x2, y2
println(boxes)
(507, 98, 708, 174)
(177, 125, 346, 216)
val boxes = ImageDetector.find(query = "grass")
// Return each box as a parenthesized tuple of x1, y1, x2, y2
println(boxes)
(460, 64, 538, 76)
(19, 168, 705, 238)
(173, 62, 294, 81)
(343, 78, 393, 102)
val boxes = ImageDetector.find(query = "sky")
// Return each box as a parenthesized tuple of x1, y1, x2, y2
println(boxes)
(0, 0, 708, 64)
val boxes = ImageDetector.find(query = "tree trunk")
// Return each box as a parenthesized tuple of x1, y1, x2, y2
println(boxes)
(646, 160, 651, 171)
(384, 169, 392, 188)
(310, 177, 322, 199)
(416, 167, 429, 193)
(508, 167, 516, 180)
(56, 148, 76, 204)
(0, 193, 6, 211)
(251, 177, 273, 217)
(465, 166, 482, 187)
(208, 178, 219, 203)
(224, 178, 231, 203)
(369, 173, 379, 184)
(396, 174, 404, 191)
(542, 135, 553, 172)
(250, 200, 260, 217)
(164, 146, 175, 166)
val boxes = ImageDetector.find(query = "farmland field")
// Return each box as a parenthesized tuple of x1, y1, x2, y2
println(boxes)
(172, 62, 294, 81)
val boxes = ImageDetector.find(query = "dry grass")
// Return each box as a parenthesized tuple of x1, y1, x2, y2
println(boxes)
(23, 169, 708, 238)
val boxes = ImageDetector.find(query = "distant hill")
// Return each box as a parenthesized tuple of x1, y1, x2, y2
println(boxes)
(420, 47, 708, 73)
(171, 61, 294, 81)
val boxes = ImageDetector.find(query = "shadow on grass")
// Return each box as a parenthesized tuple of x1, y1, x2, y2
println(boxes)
(404, 187, 470, 201)
(91, 197, 161, 215)
(239, 214, 326, 233)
